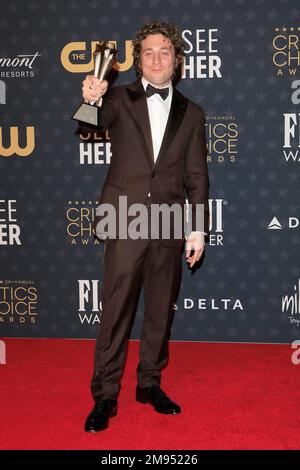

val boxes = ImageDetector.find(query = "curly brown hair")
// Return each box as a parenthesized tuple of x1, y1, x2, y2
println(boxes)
(132, 20, 184, 81)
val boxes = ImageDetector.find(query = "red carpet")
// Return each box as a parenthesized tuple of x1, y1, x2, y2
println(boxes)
(0, 339, 299, 450)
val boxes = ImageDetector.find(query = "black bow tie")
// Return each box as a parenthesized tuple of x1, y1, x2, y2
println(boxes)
(145, 83, 169, 100)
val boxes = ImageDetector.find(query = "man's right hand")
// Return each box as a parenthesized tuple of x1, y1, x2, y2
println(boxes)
(82, 75, 108, 103)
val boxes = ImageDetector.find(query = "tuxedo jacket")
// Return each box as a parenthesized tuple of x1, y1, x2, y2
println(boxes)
(93, 78, 209, 246)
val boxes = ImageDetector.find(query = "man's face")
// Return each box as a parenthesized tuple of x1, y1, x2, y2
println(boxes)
(140, 33, 175, 88)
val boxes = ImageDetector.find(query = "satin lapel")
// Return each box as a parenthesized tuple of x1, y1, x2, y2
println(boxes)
(127, 80, 154, 169)
(154, 88, 188, 168)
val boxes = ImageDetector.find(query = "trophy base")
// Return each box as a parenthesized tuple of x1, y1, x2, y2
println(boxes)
(72, 102, 101, 127)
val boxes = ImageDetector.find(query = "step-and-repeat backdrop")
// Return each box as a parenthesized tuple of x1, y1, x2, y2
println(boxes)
(0, 0, 299, 343)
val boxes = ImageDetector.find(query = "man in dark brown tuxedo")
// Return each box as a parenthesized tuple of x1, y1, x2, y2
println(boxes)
(82, 21, 209, 432)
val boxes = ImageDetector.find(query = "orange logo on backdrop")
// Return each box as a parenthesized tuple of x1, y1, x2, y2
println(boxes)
(0, 127, 35, 157)
(61, 41, 133, 73)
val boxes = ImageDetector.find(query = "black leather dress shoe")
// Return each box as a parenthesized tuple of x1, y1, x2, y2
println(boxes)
(136, 385, 181, 414)
(84, 399, 117, 433)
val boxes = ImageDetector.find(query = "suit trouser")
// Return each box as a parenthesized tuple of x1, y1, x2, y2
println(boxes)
(91, 235, 183, 401)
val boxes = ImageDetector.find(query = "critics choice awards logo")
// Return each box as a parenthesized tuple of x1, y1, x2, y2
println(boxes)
(66, 200, 99, 246)
(206, 115, 238, 164)
(272, 27, 300, 77)
(0, 280, 38, 325)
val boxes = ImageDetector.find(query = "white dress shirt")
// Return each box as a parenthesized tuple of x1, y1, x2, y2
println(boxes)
(141, 77, 173, 162)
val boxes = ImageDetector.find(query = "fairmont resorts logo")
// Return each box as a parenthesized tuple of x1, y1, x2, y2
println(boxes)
(0, 52, 40, 79)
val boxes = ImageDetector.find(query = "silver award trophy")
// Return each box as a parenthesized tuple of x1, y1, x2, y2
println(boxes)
(72, 41, 117, 126)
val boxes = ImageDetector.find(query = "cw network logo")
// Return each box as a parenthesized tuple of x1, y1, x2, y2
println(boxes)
(267, 216, 299, 230)
(0, 126, 35, 157)
(61, 40, 133, 73)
